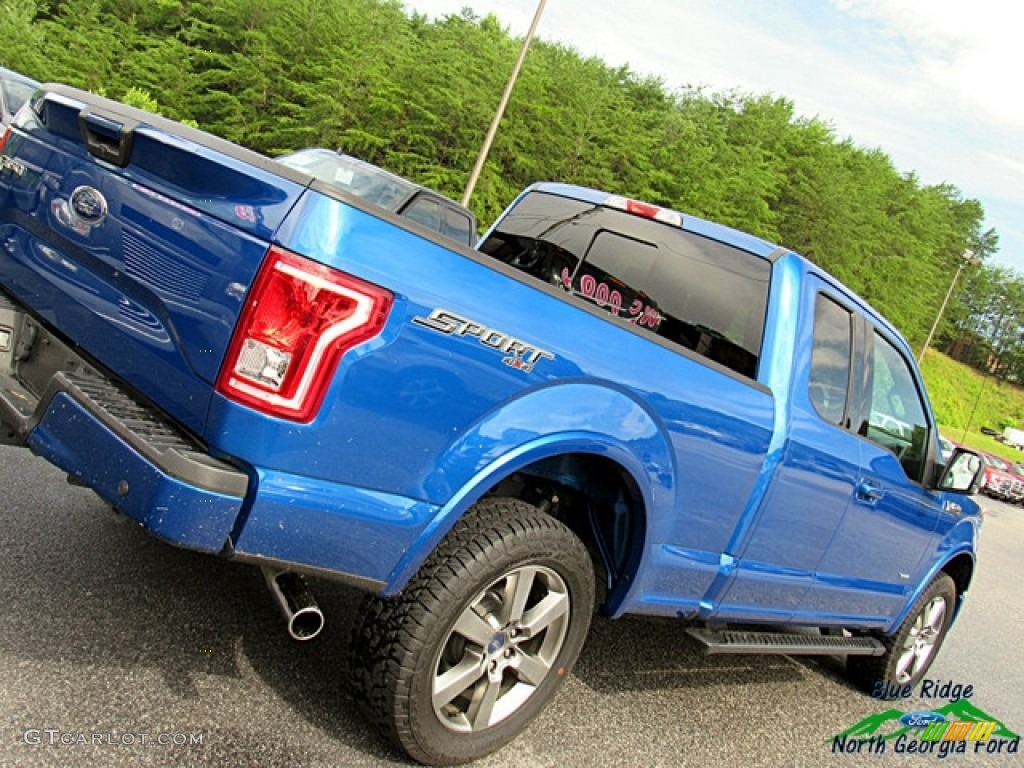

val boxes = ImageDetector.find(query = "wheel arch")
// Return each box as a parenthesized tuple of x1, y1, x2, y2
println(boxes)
(384, 436, 663, 606)
(887, 538, 976, 635)
(487, 449, 652, 615)
(940, 551, 975, 622)
(384, 382, 675, 602)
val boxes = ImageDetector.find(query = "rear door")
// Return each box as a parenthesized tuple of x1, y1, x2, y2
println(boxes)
(719, 279, 863, 621)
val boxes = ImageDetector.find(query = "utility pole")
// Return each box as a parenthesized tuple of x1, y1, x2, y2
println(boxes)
(918, 249, 980, 364)
(461, 0, 548, 207)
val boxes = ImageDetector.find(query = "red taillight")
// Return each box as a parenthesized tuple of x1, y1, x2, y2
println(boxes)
(0, 125, 12, 154)
(216, 246, 393, 422)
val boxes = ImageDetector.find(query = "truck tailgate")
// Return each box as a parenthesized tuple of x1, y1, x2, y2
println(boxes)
(0, 85, 307, 435)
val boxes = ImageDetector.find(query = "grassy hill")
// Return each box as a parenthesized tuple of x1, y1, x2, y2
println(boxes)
(921, 349, 1024, 461)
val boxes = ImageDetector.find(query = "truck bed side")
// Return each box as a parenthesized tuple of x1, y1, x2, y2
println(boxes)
(0, 86, 778, 609)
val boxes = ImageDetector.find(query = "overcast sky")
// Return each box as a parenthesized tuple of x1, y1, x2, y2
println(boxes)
(402, 0, 1024, 273)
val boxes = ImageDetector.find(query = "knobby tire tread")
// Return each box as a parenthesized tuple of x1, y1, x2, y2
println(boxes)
(347, 497, 591, 764)
(846, 571, 956, 695)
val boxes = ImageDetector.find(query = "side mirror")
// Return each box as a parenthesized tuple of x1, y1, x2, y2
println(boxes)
(936, 448, 984, 494)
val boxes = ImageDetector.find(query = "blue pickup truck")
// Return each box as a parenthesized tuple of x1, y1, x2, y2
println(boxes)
(0, 85, 983, 765)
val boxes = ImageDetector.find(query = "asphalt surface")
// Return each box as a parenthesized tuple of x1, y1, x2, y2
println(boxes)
(1, 444, 1021, 767)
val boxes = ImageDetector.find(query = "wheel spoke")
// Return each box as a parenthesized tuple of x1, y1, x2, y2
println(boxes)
(433, 655, 485, 709)
(453, 608, 496, 648)
(514, 649, 552, 686)
(467, 675, 502, 730)
(519, 590, 569, 638)
(895, 646, 917, 681)
(911, 646, 931, 677)
(502, 567, 538, 625)
(922, 599, 946, 633)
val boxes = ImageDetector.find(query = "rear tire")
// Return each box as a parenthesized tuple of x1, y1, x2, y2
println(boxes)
(349, 497, 595, 765)
(846, 572, 956, 696)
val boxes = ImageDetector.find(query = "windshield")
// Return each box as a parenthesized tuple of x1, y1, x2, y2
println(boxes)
(276, 150, 414, 211)
(984, 454, 1009, 471)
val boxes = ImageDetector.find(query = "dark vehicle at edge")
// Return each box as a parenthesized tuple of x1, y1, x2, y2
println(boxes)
(0, 68, 38, 126)
(276, 148, 478, 246)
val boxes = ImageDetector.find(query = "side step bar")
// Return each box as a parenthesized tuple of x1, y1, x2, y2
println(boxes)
(686, 627, 886, 656)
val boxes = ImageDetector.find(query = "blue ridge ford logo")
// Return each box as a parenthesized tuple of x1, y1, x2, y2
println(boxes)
(69, 186, 108, 225)
(899, 711, 947, 729)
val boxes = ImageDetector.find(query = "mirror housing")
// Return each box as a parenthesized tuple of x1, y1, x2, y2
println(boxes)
(934, 448, 984, 495)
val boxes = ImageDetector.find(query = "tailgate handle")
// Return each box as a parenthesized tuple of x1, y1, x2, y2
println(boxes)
(79, 110, 136, 167)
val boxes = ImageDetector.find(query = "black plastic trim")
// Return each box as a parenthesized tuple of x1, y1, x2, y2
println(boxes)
(686, 627, 885, 656)
(0, 366, 247, 498)
(227, 550, 386, 593)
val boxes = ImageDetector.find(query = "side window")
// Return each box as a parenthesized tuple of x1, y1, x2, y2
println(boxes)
(443, 208, 474, 246)
(861, 331, 931, 482)
(402, 197, 442, 231)
(809, 294, 852, 425)
(3, 81, 34, 117)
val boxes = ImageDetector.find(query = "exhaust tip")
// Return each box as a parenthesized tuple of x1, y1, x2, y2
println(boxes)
(288, 605, 325, 641)
(263, 568, 325, 641)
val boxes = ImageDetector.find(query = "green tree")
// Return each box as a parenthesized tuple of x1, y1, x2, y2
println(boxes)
(0, 0, 48, 77)
(4, 0, 1008, 369)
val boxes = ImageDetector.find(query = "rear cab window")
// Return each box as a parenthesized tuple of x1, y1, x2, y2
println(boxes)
(478, 191, 770, 378)
(443, 207, 475, 246)
(402, 196, 442, 231)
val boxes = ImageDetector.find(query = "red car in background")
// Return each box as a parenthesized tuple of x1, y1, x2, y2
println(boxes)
(1009, 463, 1024, 506)
(978, 452, 1024, 503)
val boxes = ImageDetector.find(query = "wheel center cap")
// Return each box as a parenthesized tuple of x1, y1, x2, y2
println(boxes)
(487, 633, 507, 654)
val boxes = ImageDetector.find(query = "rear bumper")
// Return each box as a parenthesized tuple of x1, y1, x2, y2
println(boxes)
(0, 365, 249, 552)
(1, 362, 434, 588)
(0, 309, 435, 591)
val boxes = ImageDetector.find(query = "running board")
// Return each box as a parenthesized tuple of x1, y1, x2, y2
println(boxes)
(686, 628, 886, 656)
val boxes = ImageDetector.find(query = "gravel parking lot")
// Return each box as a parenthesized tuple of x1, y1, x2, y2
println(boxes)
(1, 445, 1021, 767)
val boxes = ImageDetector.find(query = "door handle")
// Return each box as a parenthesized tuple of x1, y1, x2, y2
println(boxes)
(855, 481, 886, 503)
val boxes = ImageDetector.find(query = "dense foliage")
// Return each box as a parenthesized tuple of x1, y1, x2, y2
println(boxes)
(0, 0, 1018, 363)
(921, 349, 1024, 458)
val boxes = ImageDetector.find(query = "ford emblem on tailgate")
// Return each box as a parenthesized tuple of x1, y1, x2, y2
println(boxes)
(70, 186, 108, 225)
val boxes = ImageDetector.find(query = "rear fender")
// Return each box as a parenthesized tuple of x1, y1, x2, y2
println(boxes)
(383, 382, 675, 594)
